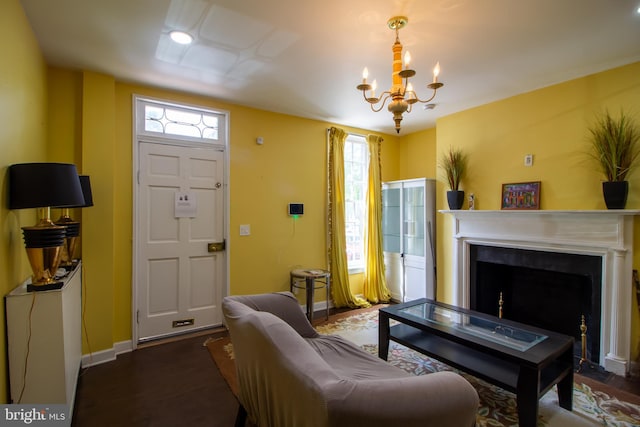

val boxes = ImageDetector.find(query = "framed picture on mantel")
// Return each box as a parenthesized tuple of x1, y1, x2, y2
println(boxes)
(501, 181, 540, 210)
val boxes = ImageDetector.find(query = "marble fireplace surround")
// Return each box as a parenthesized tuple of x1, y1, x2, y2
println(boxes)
(441, 209, 640, 376)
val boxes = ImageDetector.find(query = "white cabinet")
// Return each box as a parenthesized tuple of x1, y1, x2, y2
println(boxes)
(5, 263, 82, 407)
(382, 179, 436, 302)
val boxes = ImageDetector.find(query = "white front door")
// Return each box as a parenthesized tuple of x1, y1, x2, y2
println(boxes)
(136, 142, 225, 341)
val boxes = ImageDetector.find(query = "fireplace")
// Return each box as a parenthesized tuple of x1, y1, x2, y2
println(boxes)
(469, 244, 602, 363)
(441, 209, 639, 376)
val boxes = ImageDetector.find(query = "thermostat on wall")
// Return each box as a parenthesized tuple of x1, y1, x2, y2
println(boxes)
(288, 203, 304, 216)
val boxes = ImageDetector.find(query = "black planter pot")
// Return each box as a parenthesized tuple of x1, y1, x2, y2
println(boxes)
(602, 181, 628, 209)
(447, 190, 465, 210)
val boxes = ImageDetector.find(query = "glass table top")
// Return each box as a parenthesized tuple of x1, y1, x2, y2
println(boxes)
(399, 301, 548, 352)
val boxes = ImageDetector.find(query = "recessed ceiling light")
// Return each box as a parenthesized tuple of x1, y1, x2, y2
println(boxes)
(169, 30, 193, 45)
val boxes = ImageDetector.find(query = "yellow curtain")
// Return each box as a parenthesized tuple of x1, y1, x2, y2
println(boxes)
(327, 127, 370, 308)
(363, 134, 391, 303)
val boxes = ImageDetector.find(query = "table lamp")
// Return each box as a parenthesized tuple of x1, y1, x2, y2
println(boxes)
(8, 163, 85, 291)
(54, 175, 94, 268)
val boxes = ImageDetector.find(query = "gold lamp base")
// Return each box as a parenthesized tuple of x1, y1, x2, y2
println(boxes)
(55, 210, 80, 267)
(25, 247, 65, 291)
(21, 221, 66, 291)
(58, 236, 79, 268)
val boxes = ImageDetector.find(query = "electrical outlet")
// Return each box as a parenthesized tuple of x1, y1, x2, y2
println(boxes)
(524, 154, 533, 167)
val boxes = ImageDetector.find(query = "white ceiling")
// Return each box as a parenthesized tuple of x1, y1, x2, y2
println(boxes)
(19, 0, 640, 135)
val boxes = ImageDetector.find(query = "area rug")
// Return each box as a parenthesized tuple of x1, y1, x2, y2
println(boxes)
(206, 308, 640, 427)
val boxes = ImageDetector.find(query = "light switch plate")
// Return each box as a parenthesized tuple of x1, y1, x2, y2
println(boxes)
(239, 224, 250, 236)
(524, 154, 533, 167)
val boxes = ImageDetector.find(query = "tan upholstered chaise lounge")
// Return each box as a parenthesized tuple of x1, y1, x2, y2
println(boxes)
(222, 292, 479, 427)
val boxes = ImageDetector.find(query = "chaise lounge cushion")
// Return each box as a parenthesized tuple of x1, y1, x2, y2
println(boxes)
(222, 291, 479, 427)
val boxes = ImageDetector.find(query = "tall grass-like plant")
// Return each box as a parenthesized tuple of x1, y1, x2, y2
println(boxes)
(440, 147, 468, 190)
(588, 110, 640, 182)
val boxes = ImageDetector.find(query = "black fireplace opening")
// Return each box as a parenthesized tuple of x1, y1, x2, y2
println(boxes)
(469, 245, 602, 363)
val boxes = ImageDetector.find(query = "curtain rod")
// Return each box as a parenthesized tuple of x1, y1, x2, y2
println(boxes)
(326, 128, 382, 141)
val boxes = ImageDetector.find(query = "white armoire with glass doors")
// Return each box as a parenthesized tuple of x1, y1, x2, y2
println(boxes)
(382, 178, 436, 302)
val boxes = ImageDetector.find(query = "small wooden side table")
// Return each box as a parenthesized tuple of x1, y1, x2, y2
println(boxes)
(290, 269, 331, 322)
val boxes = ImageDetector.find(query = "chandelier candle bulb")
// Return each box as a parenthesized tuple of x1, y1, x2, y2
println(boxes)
(362, 67, 368, 83)
(404, 51, 411, 68)
(433, 62, 440, 83)
(406, 83, 416, 102)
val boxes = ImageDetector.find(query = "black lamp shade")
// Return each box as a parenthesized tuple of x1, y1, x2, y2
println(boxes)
(78, 175, 94, 207)
(52, 175, 94, 209)
(8, 163, 85, 209)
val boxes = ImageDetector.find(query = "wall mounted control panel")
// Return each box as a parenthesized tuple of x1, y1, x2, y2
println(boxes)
(288, 203, 304, 216)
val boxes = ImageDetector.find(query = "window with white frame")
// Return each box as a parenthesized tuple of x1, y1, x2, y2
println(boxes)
(344, 134, 369, 272)
(136, 99, 223, 145)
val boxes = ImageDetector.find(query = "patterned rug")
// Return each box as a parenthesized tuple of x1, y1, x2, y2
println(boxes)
(206, 308, 640, 427)
(314, 309, 640, 427)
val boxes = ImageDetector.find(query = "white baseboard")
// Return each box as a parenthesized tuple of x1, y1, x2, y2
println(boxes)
(308, 299, 333, 314)
(306, 293, 368, 313)
(81, 340, 133, 368)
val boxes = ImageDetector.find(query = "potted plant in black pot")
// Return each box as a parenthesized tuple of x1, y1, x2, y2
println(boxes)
(440, 147, 468, 210)
(588, 110, 640, 209)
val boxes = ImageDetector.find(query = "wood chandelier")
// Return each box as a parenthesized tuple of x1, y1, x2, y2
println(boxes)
(356, 16, 443, 134)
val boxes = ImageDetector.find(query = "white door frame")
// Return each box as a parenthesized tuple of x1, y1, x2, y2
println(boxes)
(131, 95, 230, 348)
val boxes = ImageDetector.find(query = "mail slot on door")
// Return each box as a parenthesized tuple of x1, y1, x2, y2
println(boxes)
(208, 241, 226, 252)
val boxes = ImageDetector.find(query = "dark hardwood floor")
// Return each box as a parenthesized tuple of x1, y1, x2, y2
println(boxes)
(72, 329, 238, 427)
(71, 309, 640, 427)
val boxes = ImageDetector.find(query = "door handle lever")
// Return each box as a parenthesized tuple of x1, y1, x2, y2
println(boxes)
(208, 241, 226, 252)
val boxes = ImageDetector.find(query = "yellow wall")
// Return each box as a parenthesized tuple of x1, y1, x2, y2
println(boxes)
(399, 127, 437, 180)
(82, 72, 118, 353)
(0, 0, 49, 404)
(427, 61, 640, 358)
(47, 68, 82, 164)
(40, 75, 400, 351)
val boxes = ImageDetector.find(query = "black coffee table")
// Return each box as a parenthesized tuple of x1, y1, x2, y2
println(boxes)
(379, 299, 574, 427)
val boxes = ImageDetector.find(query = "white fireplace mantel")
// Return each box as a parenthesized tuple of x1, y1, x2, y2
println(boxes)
(440, 209, 640, 376)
